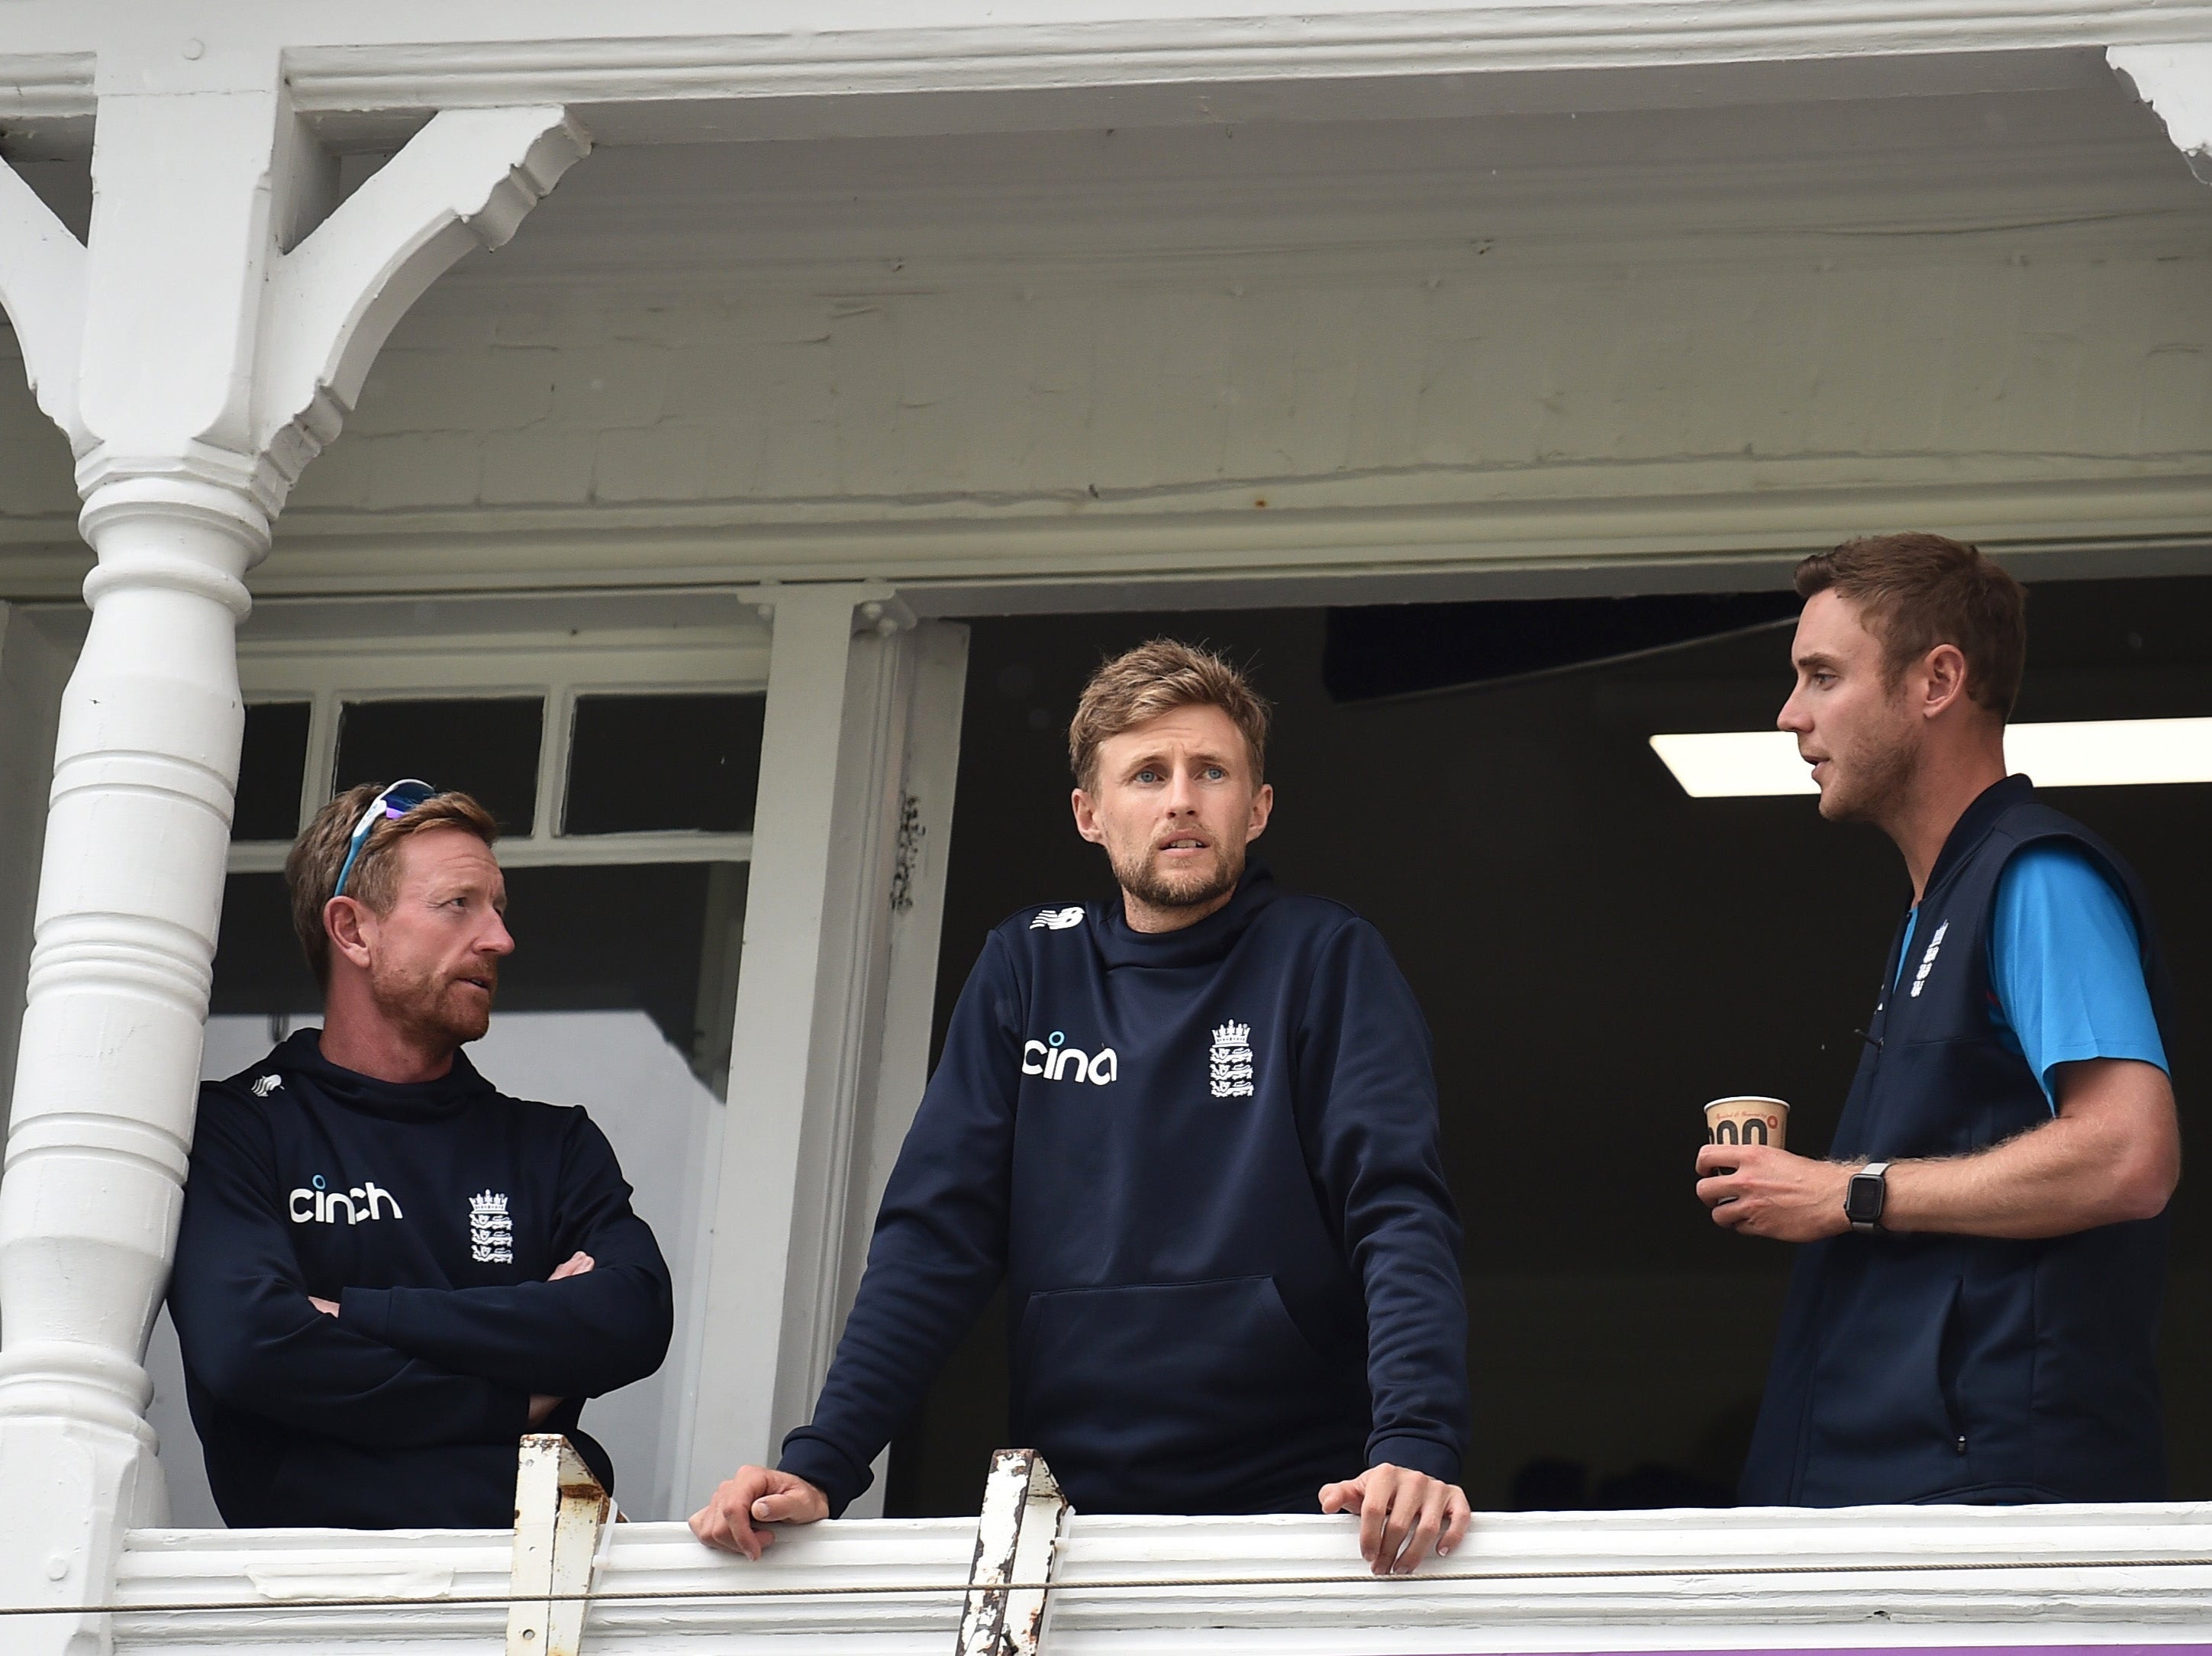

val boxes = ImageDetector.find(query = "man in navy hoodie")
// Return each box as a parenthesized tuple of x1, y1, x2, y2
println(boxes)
(693, 641, 1471, 1574)
(168, 781, 673, 1527)
(1700, 534, 2179, 1506)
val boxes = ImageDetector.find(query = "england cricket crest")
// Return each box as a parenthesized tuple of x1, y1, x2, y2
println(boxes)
(1209, 1020, 1256, 1099)
(469, 1189, 514, 1264)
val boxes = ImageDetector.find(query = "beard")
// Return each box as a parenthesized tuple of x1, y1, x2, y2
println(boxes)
(1108, 834, 1247, 915)
(369, 955, 495, 1051)
(1817, 722, 1921, 824)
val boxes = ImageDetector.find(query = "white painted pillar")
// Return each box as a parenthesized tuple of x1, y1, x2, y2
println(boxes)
(681, 596, 970, 1512)
(0, 57, 585, 1648)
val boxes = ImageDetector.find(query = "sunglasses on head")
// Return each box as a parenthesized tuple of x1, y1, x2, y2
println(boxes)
(331, 779, 437, 899)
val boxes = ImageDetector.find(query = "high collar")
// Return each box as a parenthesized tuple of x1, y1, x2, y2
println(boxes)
(1092, 860, 1282, 970)
(269, 1025, 496, 1122)
(1922, 773, 2036, 901)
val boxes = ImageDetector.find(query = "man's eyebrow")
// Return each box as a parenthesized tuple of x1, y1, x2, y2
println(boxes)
(1794, 650, 1842, 672)
(423, 876, 492, 900)
(1121, 746, 1236, 772)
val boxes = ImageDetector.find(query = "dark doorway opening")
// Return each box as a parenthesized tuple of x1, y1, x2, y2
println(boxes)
(883, 578, 2212, 1516)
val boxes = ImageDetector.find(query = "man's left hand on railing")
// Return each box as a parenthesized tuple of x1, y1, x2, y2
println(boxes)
(1318, 1463, 1471, 1576)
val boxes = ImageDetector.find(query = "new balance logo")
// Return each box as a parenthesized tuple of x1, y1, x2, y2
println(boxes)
(251, 1074, 283, 1097)
(1909, 919, 1951, 999)
(289, 1175, 403, 1225)
(1030, 906, 1085, 931)
(1021, 1029, 1119, 1086)
(469, 1190, 514, 1264)
(1209, 1020, 1256, 1099)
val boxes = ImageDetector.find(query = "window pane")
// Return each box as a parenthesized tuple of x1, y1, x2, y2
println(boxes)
(334, 697, 543, 834)
(210, 872, 318, 1015)
(234, 702, 310, 841)
(565, 693, 766, 835)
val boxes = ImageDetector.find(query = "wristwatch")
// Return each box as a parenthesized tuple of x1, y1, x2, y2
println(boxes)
(1846, 1161, 1891, 1233)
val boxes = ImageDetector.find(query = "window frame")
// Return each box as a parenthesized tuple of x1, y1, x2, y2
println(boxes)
(229, 622, 771, 873)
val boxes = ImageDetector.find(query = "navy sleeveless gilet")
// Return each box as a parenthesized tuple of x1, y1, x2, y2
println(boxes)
(1739, 776, 2172, 1506)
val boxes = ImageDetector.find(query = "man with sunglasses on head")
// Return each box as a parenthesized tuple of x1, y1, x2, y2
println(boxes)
(166, 780, 674, 1527)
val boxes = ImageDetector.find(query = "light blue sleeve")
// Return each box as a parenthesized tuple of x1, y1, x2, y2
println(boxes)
(1988, 841, 2168, 1110)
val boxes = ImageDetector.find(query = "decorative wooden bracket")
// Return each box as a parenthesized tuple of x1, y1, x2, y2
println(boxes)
(2111, 46, 2212, 186)
(508, 1434, 614, 1656)
(955, 1448, 1072, 1656)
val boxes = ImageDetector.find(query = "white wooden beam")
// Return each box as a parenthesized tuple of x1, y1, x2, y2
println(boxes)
(680, 586, 943, 1508)
(832, 620, 966, 1522)
(0, 157, 84, 447)
(12, 8, 2212, 142)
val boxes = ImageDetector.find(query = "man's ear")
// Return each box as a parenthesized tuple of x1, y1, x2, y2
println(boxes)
(324, 896, 376, 971)
(1245, 782, 1274, 843)
(1070, 787, 1105, 845)
(1920, 643, 1972, 720)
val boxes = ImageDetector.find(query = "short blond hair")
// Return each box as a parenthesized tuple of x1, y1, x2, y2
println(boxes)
(1068, 640, 1271, 792)
(285, 783, 499, 986)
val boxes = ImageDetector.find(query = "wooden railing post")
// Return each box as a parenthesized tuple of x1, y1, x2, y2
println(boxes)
(956, 1448, 1072, 1656)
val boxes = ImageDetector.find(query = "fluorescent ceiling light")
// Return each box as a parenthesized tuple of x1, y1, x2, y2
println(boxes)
(1650, 718, 2212, 799)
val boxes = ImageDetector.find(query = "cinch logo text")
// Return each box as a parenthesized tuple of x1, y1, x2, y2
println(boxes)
(1022, 1029, 1119, 1086)
(289, 1174, 404, 1225)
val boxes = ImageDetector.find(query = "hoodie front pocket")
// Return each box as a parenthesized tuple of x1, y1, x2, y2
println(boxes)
(1014, 1276, 1353, 1481)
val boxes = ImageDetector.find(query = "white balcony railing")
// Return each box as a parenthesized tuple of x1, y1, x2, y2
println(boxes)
(108, 1497, 2212, 1654)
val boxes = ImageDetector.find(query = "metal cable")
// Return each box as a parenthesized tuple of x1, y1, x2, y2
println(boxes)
(10, 1549, 2212, 1619)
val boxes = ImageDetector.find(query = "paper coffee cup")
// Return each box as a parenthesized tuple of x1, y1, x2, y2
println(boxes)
(1704, 1096, 1788, 1150)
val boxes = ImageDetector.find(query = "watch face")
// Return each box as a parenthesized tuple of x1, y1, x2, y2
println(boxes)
(1846, 1174, 1881, 1222)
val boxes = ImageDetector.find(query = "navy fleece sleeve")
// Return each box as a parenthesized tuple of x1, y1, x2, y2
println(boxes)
(340, 1112, 674, 1398)
(169, 1088, 530, 1451)
(1295, 918, 1470, 1483)
(779, 934, 1023, 1513)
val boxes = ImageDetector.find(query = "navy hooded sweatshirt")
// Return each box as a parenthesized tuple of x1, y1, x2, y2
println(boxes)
(168, 1030, 674, 1528)
(1739, 776, 2173, 1506)
(780, 865, 1470, 1516)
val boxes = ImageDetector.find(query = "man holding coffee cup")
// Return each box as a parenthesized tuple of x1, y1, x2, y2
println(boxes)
(1698, 533, 2179, 1507)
